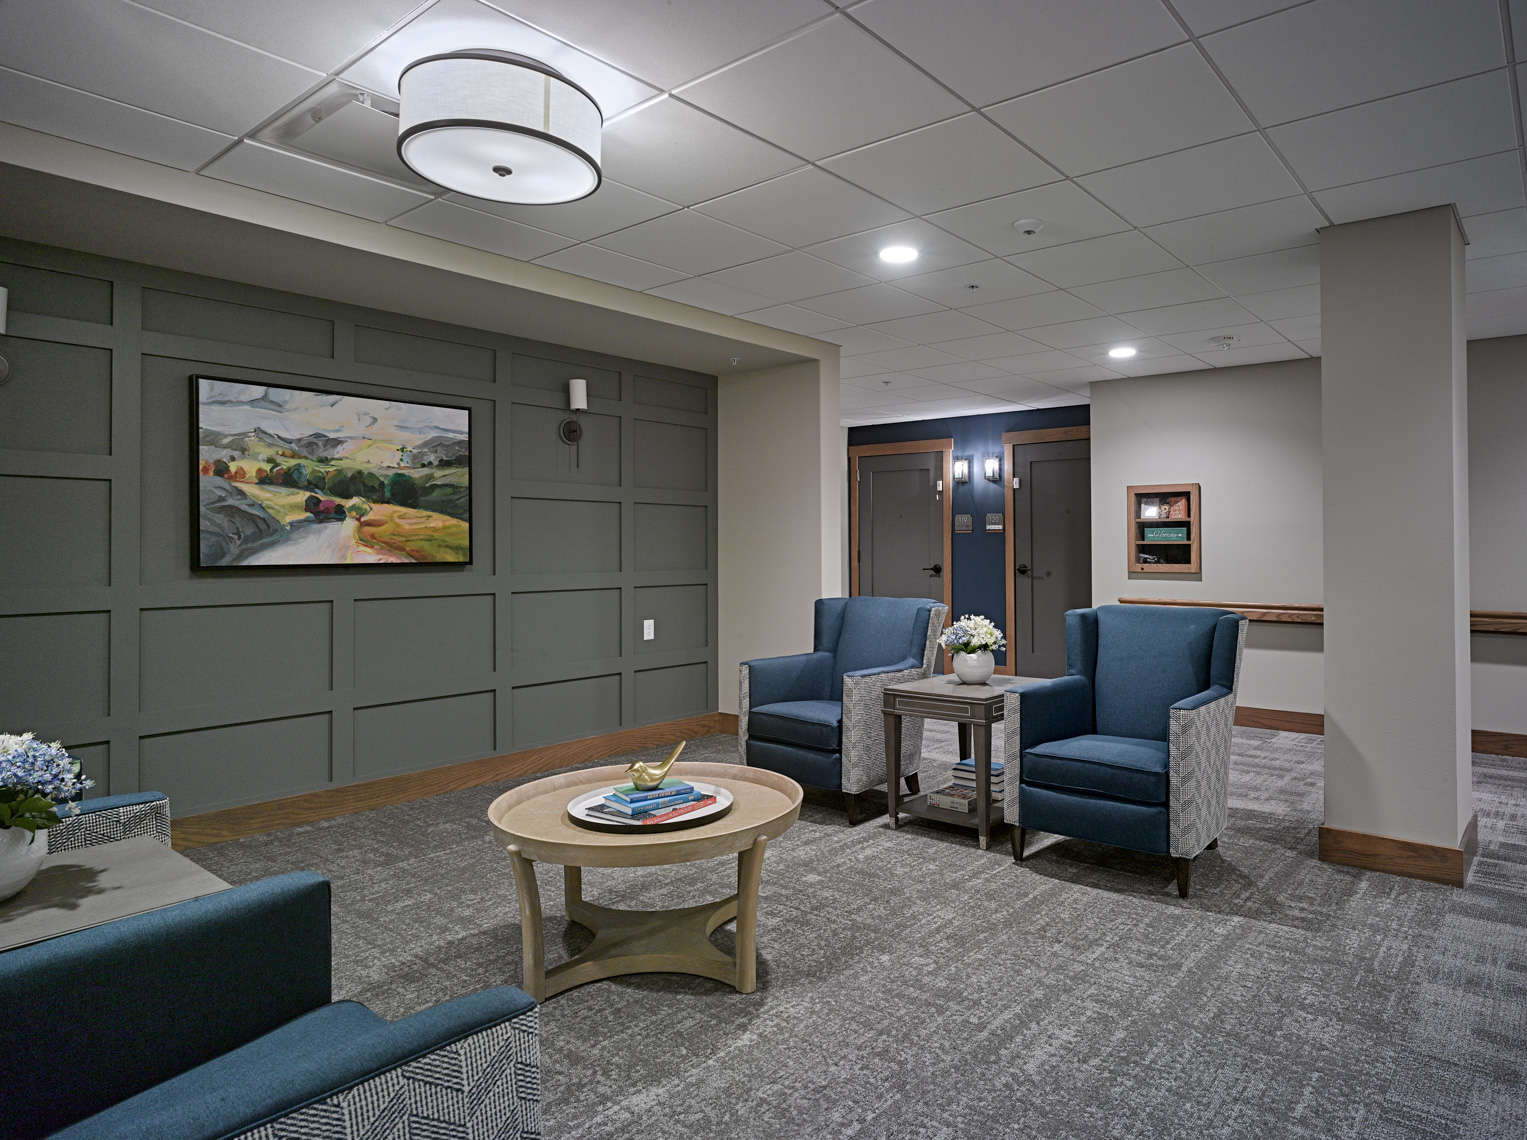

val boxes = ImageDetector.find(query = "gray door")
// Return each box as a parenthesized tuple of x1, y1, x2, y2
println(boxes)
(1010, 440, 1091, 677)
(857, 452, 943, 601)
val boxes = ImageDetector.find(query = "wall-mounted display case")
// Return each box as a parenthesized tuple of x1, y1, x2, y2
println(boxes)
(1127, 482, 1200, 573)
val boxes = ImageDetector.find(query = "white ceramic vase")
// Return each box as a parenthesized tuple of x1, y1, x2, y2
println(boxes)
(0, 825, 48, 903)
(952, 650, 995, 686)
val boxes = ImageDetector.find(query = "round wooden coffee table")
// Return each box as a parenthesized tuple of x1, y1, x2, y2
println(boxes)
(488, 761, 801, 1000)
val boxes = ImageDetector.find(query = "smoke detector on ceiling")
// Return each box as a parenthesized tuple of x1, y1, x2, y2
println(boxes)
(1209, 336, 1238, 350)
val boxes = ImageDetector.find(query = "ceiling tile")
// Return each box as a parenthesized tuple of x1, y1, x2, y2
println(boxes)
(1119, 297, 1257, 336)
(0, 0, 321, 136)
(678, 17, 964, 160)
(936, 331, 1051, 360)
(1468, 314, 1527, 339)
(644, 276, 774, 315)
(1236, 283, 1320, 320)
(841, 356, 891, 378)
(591, 211, 788, 274)
(1108, 352, 1213, 376)
(1268, 314, 1320, 342)
(203, 142, 430, 222)
(1461, 208, 1527, 260)
(864, 310, 1005, 344)
(1018, 391, 1092, 408)
(963, 290, 1106, 330)
(0, 64, 232, 170)
(820, 113, 1058, 214)
(1194, 342, 1307, 367)
(986, 44, 1251, 177)
(1065, 336, 1185, 364)
(798, 284, 943, 324)
(1022, 316, 1150, 350)
(960, 375, 1077, 400)
(532, 244, 687, 290)
(982, 350, 1093, 374)
(905, 360, 1012, 384)
(1143, 196, 1324, 266)
(341, 0, 656, 113)
(1466, 285, 1527, 318)
(891, 260, 1053, 309)
(280, 96, 434, 189)
(599, 98, 801, 206)
(852, 345, 966, 372)
(817, 327, 916, 355)
(1021, 365, 1123, 389)
(841, 390, 904, 408)
(927, 181, 1131, 257)
(693, 167, 908, 248)
(135, 0, 422, 73)
(388, 200, 572, 260)
(1313, 152, 1526, 224)
(736, 304, 852, 335)
(1467, 252, 1527, 294)
(1269, 71, 1517, 192)
(1196, 245, 1321, 294)
(448, 181, 679, 242)
(853, 0, 1184, 107)
(897, 381, 978, 402)
(1160, 322, 1287, 353)
(1170, 0, 1305, 36)
(1070, 268, 1226, 314)
(1202, 0, 1504, 126)
(842, 372, 935, 392)
(706, 251, 874, 302)
(804, 219, 990, 280)
(1294, 339, 1322, 356)
(1078, 134, 1303, 227)
(1008, 231, 1182, 288)
(482, 0, 833, 89)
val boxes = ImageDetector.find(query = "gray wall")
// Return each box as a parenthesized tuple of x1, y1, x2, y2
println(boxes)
(0, 238, 718, 816)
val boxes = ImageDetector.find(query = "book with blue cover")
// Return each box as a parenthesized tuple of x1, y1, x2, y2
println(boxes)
(952, 758, 1004, 773)
(600, 789, 703, 816)
(610, 778, 694, 804)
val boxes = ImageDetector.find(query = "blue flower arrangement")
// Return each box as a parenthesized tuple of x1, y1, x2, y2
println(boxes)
(0, 733, 93, 837)
(938, 614, 1007, 655)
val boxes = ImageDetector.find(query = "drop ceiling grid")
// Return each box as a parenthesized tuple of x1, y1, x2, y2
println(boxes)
(0, 0, 1523, 425)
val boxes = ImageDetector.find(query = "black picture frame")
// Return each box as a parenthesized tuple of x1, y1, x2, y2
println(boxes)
(191, 374, 473, 570)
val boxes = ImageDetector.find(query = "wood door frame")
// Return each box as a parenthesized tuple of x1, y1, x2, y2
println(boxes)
(1000, 425, 1090, 676)
(848, 439, 954, 626)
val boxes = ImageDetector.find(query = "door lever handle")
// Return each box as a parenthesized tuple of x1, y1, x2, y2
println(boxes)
(922, 563, 943, 575)
(1016, 563, 1031, 576)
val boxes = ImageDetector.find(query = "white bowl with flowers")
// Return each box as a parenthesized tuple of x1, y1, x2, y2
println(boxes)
(938, 615, 1007, 686)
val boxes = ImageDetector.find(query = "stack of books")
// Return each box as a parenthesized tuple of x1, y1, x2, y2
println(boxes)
(583, 778, 717, 826)
(926, 759, 1005, 813)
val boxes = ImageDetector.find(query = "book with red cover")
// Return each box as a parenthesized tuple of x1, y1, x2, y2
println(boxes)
(583, 795, 718, 826)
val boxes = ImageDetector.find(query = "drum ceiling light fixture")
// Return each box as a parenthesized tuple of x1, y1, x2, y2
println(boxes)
(397, 49, 602, 204)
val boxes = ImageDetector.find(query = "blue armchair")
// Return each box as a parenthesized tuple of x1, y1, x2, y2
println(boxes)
(1003, 604, 1247, 897)
(0, 872, 540, 1140)
(740, 595, 947, 823)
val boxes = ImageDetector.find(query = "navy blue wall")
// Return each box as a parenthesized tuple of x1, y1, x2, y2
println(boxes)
(847, 404, 1090, 667)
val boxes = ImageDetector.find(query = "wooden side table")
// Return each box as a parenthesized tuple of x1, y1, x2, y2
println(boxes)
(885, 675, 1008, 850)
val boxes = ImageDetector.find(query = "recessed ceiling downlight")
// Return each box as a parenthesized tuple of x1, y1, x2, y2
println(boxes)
(397, 50, 602, 204)
(878, 245, 919, 264)
(1108, 346, 1138, 359)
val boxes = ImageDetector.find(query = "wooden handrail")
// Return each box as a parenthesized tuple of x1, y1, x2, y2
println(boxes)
(1117, 598, 1527, 635)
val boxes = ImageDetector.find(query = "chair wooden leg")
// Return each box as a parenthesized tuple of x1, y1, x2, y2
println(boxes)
(1011, 826, 1026, 863)
(1175, 857, 1191, 899)
(905, 772, 920, 796)
(1207, 836, 1219, 850)
(843, 792, 862, 826)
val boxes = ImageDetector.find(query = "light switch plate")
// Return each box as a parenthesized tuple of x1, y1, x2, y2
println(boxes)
(642, 619, 655, 640)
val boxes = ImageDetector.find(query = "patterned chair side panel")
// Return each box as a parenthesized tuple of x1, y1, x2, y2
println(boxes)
(1002, 690, 1022, 829)
(47, 798, 172, 854)
(839, 606, 946, 796)
(237, 1007, 541, 1140)
(737, 663, 751, 764)
(1168, 618, 1247, 858)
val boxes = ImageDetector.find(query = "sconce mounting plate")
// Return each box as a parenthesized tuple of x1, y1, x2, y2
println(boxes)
(559, 417, 584, 444)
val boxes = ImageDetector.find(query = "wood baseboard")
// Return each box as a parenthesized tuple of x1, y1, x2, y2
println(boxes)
(716, 712, 739, 734)
(172, 713, 728, 852)
(1473, 730, 1527, 758)
(1318, 814, 1478, 886)
(1235, 706, 1326, 734)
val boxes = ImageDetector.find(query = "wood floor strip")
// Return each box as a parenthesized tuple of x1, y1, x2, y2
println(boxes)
(171, 713, 727, 851)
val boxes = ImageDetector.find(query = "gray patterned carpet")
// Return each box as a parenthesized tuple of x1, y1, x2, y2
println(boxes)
(187, 725, 1527, 1139)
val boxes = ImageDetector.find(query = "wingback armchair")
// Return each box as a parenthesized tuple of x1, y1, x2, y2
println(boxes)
(740, 596, 947, 824)
(0, 872, 540, 1139)
(1003, 604, 1247, 897)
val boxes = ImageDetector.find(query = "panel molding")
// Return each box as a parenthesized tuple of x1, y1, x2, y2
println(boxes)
(171, 712, 730, 850)
(1318, 814, 1478, 887)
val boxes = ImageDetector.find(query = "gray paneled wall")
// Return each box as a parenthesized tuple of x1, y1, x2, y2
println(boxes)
(0, 238, 718, 817)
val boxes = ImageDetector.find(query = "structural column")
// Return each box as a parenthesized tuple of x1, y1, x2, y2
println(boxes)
(1320, 205, 1474, 885)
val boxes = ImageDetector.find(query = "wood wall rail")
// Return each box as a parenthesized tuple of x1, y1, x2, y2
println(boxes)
(1117, 597, 1527, 634)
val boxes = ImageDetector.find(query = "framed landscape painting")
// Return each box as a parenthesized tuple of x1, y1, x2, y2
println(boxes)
(194, 376, 471, 568)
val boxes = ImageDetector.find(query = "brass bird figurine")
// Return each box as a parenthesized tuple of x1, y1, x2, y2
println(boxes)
(626, 740, 685, 791)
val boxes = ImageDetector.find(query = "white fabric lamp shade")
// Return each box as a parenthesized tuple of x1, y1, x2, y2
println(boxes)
(398, 51, 602, 204)
(568, 377, 588, 410)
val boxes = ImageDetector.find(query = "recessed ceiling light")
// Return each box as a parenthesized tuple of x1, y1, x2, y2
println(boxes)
(1107, 346, 1138, 359)
(878, 246, 918, 264)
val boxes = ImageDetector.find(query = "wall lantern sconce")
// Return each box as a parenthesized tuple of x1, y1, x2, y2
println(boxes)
(560, 377, 587, 467)
(952, 457, 970, 483)
(984, 455, 1001, 483)
(0, 286, 10, 386)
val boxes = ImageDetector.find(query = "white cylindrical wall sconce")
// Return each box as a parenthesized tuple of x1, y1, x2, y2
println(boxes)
(568, 377, 588, 410)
